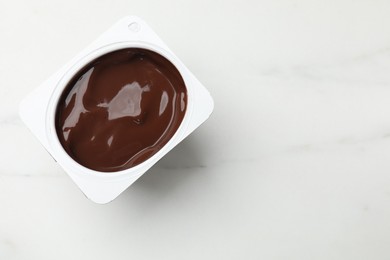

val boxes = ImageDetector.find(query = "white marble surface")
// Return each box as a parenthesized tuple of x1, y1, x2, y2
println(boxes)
(1, 0, 390, 259)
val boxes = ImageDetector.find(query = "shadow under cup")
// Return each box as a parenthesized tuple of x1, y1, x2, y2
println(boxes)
(54, 48, 188, 173)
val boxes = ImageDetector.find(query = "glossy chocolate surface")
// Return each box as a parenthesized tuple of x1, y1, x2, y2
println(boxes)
(55, 48, 187, 172)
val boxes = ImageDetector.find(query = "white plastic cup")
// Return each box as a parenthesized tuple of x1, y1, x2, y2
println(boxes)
(19, 16, 214, 203)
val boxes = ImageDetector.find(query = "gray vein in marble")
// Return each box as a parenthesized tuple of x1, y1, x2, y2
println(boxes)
(0, 238, 16, 258)
(156, 164, 207, 170)
(0, 171, 62, 177)
(259, 46, 390, 86)
(284, 131, 390, 155)
(0, 115, 22, 126)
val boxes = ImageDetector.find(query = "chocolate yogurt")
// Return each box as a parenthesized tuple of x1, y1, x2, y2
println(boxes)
(55, 48, 187, 172)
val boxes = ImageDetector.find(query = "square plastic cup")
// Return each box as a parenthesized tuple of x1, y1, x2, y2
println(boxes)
(19, 16, 214, 204)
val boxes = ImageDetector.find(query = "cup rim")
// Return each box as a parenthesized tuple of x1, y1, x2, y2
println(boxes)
(46, 41, 194, 179)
